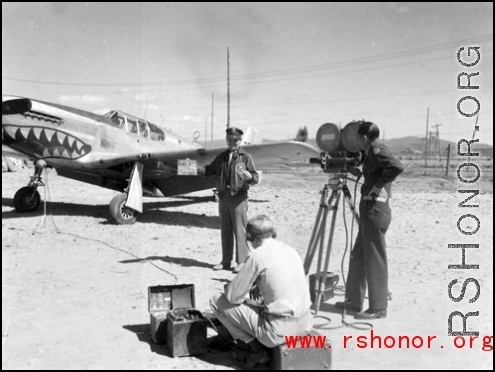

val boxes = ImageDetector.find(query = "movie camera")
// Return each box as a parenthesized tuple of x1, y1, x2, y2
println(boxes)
(305, 121, 366, 314)
(309, 121, 364, 176)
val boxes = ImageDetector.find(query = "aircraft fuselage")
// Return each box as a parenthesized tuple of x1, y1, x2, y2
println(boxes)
(2, 95, 200, 172)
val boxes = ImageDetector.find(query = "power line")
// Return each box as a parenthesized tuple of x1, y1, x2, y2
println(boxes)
(3, 34, 492, 88)
(5, 51, 493, 96)
(2, 55, 456, 92)
(154, 86, 495, 111)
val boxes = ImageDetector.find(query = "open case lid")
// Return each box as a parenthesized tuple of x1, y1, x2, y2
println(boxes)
(148, 284, 195, 313)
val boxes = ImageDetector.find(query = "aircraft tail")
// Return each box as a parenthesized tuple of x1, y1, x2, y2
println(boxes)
(241, 126, 263, 146)
(241, 126, 264, 184)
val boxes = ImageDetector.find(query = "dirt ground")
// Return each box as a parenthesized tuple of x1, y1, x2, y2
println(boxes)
(2, 166, 493, 370)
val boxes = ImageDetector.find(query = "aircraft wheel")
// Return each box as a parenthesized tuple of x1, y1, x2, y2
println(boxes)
(109, 193, 138, 225)
(14, 187, 41, 213)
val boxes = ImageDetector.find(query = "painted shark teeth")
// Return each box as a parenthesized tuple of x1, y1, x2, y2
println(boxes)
(2, 125, 91, 159)
(19, 127, 31, 139)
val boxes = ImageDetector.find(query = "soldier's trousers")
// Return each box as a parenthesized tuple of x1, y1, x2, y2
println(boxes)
(345, 199, 392, 311)
(218, 190, 250, 266)
(210, 292, 313, 347)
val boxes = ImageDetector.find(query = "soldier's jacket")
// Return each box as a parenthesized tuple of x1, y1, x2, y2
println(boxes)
(361, 142, 404, 198)
(204, 147, 259, 195)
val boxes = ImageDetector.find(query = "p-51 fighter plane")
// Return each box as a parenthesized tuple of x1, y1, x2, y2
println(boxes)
(2, 95, 320, 224)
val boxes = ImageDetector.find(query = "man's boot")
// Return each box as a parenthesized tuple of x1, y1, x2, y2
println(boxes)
(237, 339, 270, 369)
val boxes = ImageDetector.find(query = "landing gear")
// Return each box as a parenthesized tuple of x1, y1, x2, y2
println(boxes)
(13, 160, 46, 213)
(14, 187, 41, 212)
(108, 162, 143, 224)
(109, 193, 138, 225)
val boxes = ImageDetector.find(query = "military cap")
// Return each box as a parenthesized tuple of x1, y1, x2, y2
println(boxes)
(226, 127, 244, 136)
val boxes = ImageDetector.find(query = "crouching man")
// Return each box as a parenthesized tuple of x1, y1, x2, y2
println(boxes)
(210, 214, 313, 369)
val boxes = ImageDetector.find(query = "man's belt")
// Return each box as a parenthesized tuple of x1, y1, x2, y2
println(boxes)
(362, 195, 389, 203)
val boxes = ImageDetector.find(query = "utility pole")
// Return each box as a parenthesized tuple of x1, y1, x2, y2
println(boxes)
(428, 131, 434, 158)
(445, 144, 451, 177)
(424, 107, 429, 174)
(205, 117, 207, 147)
(211, 93, 214, 147)
(431, 124, 442, 160)
(227, 47, 230, 129)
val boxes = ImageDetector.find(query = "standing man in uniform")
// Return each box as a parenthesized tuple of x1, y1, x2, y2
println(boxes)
(335, 121, 404, 319)
(203, 127, 259, 273)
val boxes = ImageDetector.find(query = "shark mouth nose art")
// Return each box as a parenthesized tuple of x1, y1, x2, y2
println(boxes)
(2, 125, 92, 159)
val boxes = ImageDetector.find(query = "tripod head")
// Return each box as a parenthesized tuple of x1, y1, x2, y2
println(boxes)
(326, 172, 347, 192)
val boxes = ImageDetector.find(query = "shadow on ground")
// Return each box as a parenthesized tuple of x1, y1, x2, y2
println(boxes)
(2, 197, 220, 228)
(123, 324, 170, 357)
(120, 256, 215, 269)
(123, 323, 239, 369)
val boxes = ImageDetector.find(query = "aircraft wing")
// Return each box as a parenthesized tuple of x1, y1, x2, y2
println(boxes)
(133, 141, 321, 167)
(140, 141, 320, 197)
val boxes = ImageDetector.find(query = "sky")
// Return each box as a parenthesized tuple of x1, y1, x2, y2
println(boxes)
(2, 2, 493, 146)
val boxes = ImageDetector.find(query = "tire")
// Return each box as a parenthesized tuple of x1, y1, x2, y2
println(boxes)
(109, 193, 138, 225)
(14, 187, 41, 213)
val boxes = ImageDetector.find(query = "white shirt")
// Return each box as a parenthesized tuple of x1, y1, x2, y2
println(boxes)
(225, 238, 312, 317)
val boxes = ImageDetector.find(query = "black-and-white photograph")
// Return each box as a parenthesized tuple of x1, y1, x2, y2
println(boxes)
(2, 2, 493, 370)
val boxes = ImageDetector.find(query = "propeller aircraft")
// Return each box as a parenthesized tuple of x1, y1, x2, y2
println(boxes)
(2, 95, 320, 224)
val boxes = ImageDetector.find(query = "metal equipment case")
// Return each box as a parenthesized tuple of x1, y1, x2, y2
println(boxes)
(166, 308, 208, 357)
(148, 284, 208, 357)
(270, 330, 332, 370)
(308, 272, 339, 303)
(149, 284, 174, 344)
(148, 284, 195, 344)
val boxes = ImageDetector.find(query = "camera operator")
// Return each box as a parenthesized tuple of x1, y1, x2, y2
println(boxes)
(336, 121, 404, 319)
(209, 215, 313, 369)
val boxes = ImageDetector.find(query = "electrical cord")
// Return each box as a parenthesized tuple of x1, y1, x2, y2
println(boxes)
(339, 174, 361, 289)
(33, 168, 179, 283)
(336, 176, 373, 330)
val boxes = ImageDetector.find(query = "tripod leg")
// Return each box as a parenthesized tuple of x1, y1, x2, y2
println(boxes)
(304, 206, 324, 273)
(315, 191, 340, 314)
(313, 201, 331, 299)
(312, 191, 336, 303)
(304, 188, 330, 274)
(304, 207, 324, 274)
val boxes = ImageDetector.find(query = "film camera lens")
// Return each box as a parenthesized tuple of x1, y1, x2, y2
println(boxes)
(315, 123, 341, 152)
(311, 121, 364, 173)
(340, 121, 362, 153)
(315, 122, 362, 153)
